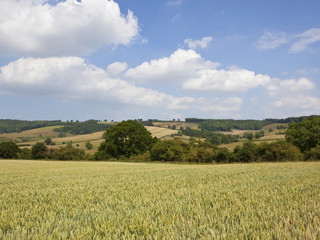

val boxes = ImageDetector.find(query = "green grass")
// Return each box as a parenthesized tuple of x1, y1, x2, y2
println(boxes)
(0, 160, 319, 239)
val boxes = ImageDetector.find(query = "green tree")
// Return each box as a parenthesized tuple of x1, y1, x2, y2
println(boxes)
(32, 142, 49, 159)
(234, 141, 258, 162)
(85, 141, 93, 150)
(44, 137, 52, 145)
(286, 116, 320, 152)
(0, 141, 20, 159)
(95, 120, 157, 160)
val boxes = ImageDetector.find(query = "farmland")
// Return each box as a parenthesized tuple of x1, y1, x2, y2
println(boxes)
(0, 160, 319, 239)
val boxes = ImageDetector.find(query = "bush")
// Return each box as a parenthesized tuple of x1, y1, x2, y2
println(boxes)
(150, 139, 189, 162)
(213, 148, 234, 163)
(234, 141, 258, 162)
(19, 148, 32, 160)
(31, 142, 49, 159)
(49, 147, 86, 161)
(0, 141, 20, 159)
(304, 145, 320, 161)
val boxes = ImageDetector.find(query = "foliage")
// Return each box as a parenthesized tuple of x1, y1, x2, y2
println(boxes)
(49, 147, 86, 161)
(1, 161, 319, 239)
(304, 145, 320, 161)
(286, 116, 320, 152)
(150, 139, 190, 162)
(19, 148, 32, 160)
(234, 141, 258, 163)
(213, 148, 234, 163)
(31, 142, 49, 159)
(0, 119, 63, 134)
(181, 127, 239, 145)
(95, 120, 157, 160)
(53, 119, 110, 135)
(44, 137, 52, 145)
(186, 115, 319, 129)
(85, 141, 93, 150)
(0, 141, 20, 159)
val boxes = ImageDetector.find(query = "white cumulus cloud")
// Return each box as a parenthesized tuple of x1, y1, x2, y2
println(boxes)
(182, 67, 271, 92)
(0, 0, 139, 57)
(125, 48, 219, 83)
(267, 77, 315, 95)
(184, 36, 213, 50)
(274, 96, 320, 112)
(0, 57, 168, 106)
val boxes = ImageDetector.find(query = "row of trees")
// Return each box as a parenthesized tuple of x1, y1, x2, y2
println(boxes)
(1, 116, 319, 162)
(93, 117, 320, 162)
(0, 119, 63, 134)
(0, 141, 87, 160)
(53, 119, 110, 135)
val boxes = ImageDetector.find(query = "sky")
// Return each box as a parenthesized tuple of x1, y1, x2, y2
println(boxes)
(0, 0, 319, 121)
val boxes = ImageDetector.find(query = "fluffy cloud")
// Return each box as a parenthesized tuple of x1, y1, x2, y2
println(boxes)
(274, 96, 320, 113)
(184, 36, 213, 50)
(267, 77, 315, 95)
(0, 0, 139, 57)
(0, 57, 168, 106)
(255, 32, 288, 50)
(182, 67, 271, 92)
(0, 56, 244, 116)
(289, 28, 320, 53)
(125, 48, 219, 83)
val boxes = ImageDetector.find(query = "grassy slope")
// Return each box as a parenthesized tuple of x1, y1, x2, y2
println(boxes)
(0, 160, 319, 239)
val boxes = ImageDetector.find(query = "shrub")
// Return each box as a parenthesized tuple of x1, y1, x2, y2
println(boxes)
(32, 142, 49, 159)
(50, 147, 86, 161)
(150, 139, 189, 162)
(0, 141, 20, 159)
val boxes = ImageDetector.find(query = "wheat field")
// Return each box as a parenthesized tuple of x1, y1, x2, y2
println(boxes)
(0, 160, 319, 239)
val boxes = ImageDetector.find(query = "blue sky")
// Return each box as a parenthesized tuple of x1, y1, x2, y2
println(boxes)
(0, 0, 319, 121)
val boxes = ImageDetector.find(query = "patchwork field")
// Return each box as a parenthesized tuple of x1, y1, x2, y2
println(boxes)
(0, 160, 319, 239)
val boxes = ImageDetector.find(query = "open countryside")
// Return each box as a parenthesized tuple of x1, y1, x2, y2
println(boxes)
(1, 0, 319, 238)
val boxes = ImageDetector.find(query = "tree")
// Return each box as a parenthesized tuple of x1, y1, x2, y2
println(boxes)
(286, 116, 320, 152)
(95, 120, 157, 160)
(85, 141, 93, 150)
(0, 141, 20, 159)
(44, 137, 52, 145)
(234, 141, 258, 162)
(32, 142, 48, 159)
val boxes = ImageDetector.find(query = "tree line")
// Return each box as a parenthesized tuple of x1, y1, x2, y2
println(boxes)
(1, 116, 319, 162)
(0, 119, 63, 134)
(53, 119, 110, 135)
(185, 115, 319, 131)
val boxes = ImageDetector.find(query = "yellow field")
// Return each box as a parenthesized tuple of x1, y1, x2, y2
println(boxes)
(153, 121, 199, 130)
(145, 126, 178, 138)
(0, 126, 62, 143)
(0, 160, 319, 239)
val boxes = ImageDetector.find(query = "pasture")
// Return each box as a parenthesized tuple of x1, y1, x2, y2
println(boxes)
(0, 160, 319, 239)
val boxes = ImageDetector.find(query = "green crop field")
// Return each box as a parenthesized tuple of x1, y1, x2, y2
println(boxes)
(0, 160, 319, 239)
